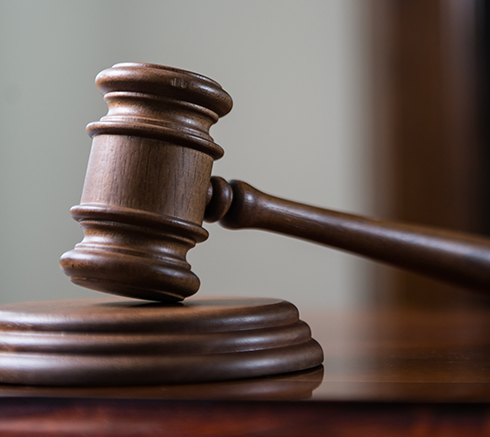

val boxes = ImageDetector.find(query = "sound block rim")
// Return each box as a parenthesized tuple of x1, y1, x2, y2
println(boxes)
(0, 297, 323, 387)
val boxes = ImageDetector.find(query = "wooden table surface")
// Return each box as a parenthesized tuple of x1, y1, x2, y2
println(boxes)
(2, 301, 490, 436)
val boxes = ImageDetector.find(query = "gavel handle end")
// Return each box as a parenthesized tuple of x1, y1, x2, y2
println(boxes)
(205, 177, 490, 294)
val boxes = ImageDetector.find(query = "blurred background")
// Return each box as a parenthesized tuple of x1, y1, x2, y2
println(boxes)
(0, 0, 487, 311)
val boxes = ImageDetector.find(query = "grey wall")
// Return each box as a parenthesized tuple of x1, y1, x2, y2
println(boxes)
(0, 0, 373, 310)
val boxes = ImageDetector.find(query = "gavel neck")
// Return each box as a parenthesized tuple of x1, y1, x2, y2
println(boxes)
(204, 176, 490, 294)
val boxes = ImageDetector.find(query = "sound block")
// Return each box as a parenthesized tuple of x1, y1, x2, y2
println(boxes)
(0, 297, 323, 386)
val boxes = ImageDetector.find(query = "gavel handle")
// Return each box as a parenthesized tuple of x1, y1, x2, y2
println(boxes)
(205, 177, 490, 293)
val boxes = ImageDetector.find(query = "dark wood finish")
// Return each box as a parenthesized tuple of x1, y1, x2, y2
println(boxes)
(3, 398, 490, 437)
(207, 178, 490, 293)
(0, 366, 324, 401)
(0, 297, 322, 386)
(311, 304, 490, 401)
(370, 0, 482, 306)
(2, 304, 490, 435)
(60, 62, 490, 302)
(391, 1, 480, 232)
(60, 63, 233, 301)
(4, 304, 490, 401)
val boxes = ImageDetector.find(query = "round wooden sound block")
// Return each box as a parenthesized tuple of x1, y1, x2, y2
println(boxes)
(0, 297, 323, 386)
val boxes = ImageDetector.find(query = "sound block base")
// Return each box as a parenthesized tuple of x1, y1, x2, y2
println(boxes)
(0, 297, 323, 386)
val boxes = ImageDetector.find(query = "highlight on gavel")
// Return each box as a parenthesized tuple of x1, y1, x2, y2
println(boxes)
(60, 62, 490, 303)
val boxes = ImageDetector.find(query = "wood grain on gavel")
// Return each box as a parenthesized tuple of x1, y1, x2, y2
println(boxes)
(60, 62, 490, 302)
(206, 177, 490, 293)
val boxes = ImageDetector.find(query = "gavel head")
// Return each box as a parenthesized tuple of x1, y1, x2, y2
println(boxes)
(60, 63, 233, 301)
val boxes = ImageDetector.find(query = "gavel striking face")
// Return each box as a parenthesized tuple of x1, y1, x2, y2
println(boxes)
(60, 62, 490, 302)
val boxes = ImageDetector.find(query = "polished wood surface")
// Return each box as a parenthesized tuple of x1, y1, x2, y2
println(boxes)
(60, 62, 233, 301)
(0, 366, 324, 401)
(207, 177, 490, 293)
(3, 303, 490, 402)
(2, 398, 490, 437)
(0, 297, 322, 386)
(1, 303, 490, 436)
(61, 62, 490, 302)
(310, 303, 490, 402)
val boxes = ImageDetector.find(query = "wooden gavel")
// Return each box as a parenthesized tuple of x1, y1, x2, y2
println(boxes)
(60, 62, 490, 302)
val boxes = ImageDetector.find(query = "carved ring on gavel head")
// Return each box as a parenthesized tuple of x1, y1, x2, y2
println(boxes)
(61, 62, 490, 302)
(59, 63, 233, 301)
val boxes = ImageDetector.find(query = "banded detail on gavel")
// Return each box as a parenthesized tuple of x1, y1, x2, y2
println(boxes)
(61, 62, 490, 302)
(60, 63, 232, 301)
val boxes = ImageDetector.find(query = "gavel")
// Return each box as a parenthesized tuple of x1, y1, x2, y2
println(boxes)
(60, 62, 490, 302)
